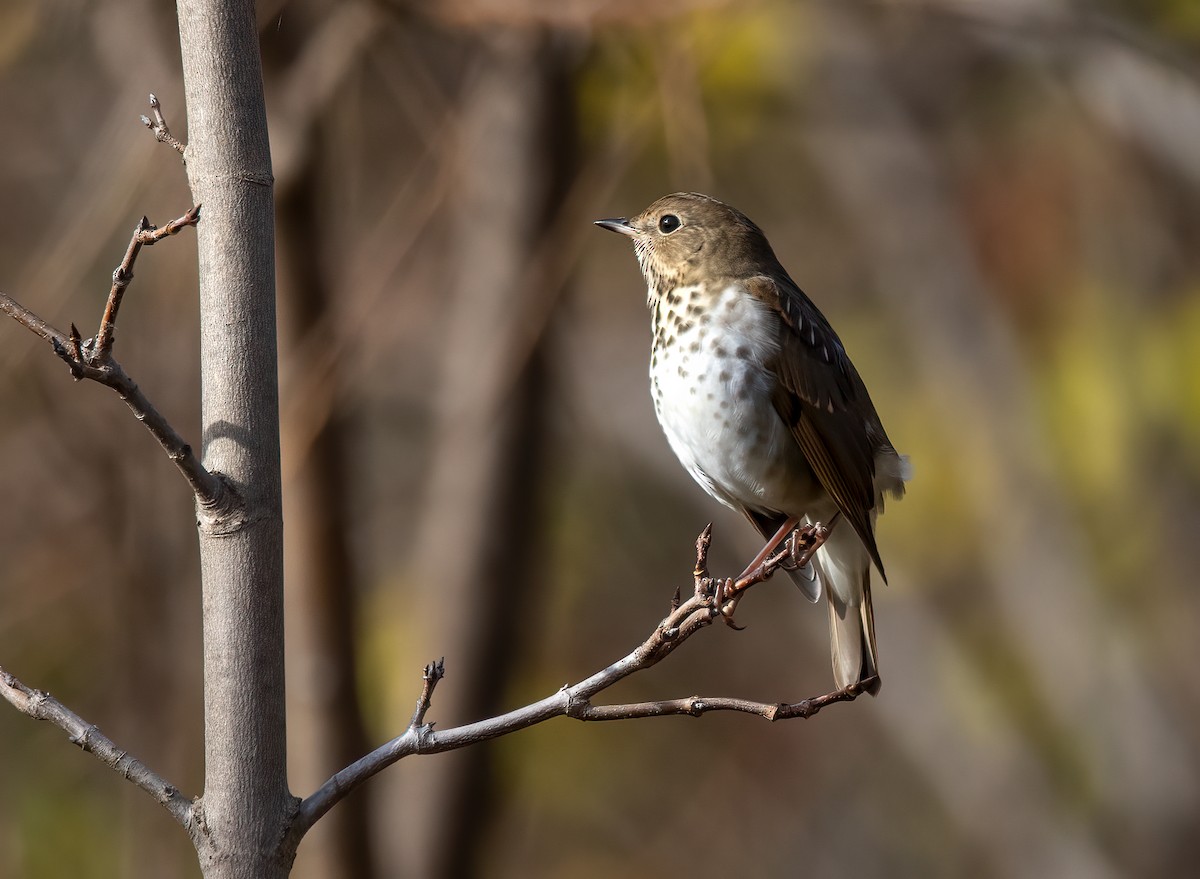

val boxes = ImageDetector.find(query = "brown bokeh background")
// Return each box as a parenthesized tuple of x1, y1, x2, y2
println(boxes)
(3, 1, 1200, 877)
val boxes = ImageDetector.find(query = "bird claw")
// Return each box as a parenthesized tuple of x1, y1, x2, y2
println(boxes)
(778, 531, 803, 570)
(712, 578, 746, 630)
(710, 576, 725, 605)
(721, 613, 746, 631)
(780, 522, 823, 570)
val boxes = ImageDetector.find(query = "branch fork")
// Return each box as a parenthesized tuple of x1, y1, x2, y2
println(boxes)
(287, 521, 872, 851)
(0, 204, 229, 509)
(407, 658, 445, 750)
(42, 207, 201, 374)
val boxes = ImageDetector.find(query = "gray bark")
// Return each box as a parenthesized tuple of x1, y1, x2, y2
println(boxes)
(176, 1, 292, 875)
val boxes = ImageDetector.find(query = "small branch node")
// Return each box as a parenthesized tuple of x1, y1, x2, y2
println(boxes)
(141, 93, 186, 154)
(141, 205, 202, 245)
(564, 689, 589, 720)
(195, 472, 249, 534)
(693, 523, 713, 578)
(68, 324, 82, 360)
(51, 334, 85, 380)
(412, 723, 436, 754)
(409, 658, 445, 731)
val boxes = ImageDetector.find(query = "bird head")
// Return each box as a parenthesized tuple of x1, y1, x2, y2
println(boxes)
(595, 192, 782, 299)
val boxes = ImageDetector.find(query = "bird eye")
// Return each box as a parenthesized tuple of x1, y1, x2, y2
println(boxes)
(658, 214, 681, 234)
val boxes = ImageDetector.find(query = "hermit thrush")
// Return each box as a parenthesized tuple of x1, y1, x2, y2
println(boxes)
(596, 192, 908, 695)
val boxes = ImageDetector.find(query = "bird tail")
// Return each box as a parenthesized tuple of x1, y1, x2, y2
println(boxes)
(814, 524, 880, 695)
(783, 559, 821, 603)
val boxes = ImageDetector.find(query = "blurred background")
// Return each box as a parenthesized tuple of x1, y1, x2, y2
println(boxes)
(2, 0, 1200, 876)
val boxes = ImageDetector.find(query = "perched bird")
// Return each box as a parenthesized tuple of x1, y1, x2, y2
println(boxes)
(596, 192, 908, 694)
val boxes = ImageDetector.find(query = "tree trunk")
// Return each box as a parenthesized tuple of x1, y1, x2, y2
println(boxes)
(176, 1, 293, 875)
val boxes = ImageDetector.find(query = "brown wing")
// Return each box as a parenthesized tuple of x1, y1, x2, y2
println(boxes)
(744, 274, 888, 581)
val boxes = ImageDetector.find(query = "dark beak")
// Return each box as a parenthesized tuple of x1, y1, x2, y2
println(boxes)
(594, 217, 637, 237)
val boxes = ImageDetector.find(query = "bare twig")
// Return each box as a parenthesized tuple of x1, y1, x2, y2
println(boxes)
(0, 206, 232, 514)
(287, 522, 858, 848)
(569, 682, 878, 722)
(139, 93, 186, 154)
(409, 658, 445, 732)
(0, 293, 64, 349)
(0, 667, 194, 831)
(96, 206, 202, 356)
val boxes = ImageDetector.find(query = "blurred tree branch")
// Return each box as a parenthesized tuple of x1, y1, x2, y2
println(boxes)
(880, 0, 1200, 186)
(267, 6, 385, 876)
(801, 4, 1193, 873)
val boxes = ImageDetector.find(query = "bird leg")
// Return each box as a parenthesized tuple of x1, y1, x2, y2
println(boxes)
(718, 516, 800, 627)
(782, 517, 835, 570)
(739, 516, 800, 581)
(717, 517, 837, 628)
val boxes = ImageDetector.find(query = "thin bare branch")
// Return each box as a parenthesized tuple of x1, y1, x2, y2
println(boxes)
(96, 206, 202, 356)
(0, 292, 64, 348)
(95, 216, 150, 356)
(0, 667, 194, 830)
(0, 206, 232, 513)
(408, 658, 445, 731)
(140, 93, 186, 154)
(569, 682, 877, 722)
(287, 522, 857, 848)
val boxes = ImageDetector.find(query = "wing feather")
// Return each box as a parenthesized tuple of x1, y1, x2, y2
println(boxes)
(744, 275, 889, 580)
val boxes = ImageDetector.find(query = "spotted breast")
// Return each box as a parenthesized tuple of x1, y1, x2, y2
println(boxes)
(649, 281, 822, 518)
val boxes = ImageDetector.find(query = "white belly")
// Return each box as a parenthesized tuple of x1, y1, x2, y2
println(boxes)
(649, 283, 818, 515)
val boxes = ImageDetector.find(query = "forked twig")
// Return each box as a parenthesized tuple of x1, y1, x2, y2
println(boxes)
(288, 521, 865, 846)
(0, 206, 232, 516)
(140, 94, 186, 154)
(96, 206, 202, 356)
(409, 658, 445, 733)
